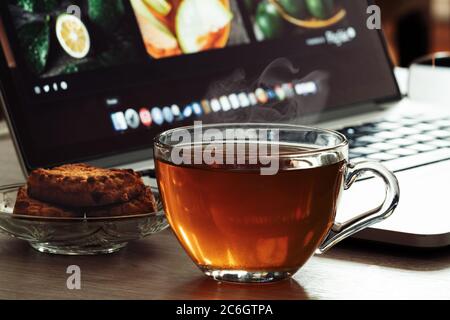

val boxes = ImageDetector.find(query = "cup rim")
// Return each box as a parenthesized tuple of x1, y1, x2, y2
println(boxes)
(154, 123, 349, 158)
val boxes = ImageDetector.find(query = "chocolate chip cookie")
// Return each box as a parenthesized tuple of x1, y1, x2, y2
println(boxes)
(27, 164, 145, 207)
(14, 187, 81, 218)
(14, 186, 157, 218)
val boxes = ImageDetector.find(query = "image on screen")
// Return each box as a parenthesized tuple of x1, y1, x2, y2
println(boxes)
(245, 0, 347, 41)
(7, 0, 141, 77)
(130, 0, 251, 59)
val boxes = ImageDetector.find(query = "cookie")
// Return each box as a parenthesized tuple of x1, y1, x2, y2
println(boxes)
(27, 164, 145, 207)
(14, 186, 157, 218)
(86, 186, 157, 217)
(14, 186, 80, 218)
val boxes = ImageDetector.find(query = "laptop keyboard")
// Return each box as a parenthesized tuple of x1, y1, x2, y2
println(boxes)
(337, 115, 450, 172)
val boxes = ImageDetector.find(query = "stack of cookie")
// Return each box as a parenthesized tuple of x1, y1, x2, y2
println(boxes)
(13, 164, 157, 218)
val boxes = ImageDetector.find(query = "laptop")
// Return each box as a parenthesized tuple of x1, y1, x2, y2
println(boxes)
(0, 0, 448, 248)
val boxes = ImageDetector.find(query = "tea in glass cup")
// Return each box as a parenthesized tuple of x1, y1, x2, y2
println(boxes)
(155, 124, 399, 283)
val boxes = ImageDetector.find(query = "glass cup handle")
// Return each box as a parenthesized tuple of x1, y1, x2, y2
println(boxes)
(317, 161, 400, 254)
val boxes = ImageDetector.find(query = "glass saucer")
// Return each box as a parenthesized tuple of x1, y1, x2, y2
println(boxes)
(0, 184, 169, 255)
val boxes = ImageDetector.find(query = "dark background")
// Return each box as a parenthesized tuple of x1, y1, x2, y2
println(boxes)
(377, 0, 450, 67)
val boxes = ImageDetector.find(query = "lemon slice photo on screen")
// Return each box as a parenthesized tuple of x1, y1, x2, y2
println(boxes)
(175, 0, 233, 54)
(56, 14, 91, 59)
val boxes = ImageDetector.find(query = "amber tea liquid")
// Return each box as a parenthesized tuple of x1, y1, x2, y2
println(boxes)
(156, 145, 346, 274)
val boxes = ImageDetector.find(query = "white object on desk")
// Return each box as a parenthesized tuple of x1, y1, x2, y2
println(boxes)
(409, 64, 450, 106)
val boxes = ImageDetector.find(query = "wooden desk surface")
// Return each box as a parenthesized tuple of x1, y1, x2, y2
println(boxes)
(0, 136, 449, 300)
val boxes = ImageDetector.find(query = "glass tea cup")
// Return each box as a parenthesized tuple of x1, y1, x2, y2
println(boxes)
(154, 123, 399, 283)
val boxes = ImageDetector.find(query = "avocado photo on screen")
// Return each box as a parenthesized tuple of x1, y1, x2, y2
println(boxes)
(16, 19, 51, 75)
(16, 0, 59, 12)
(244, 0, 347, 41)
(7, 0, 141, 78)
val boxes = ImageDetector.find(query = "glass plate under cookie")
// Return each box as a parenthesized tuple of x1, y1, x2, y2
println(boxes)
(0, 184, 169, 255)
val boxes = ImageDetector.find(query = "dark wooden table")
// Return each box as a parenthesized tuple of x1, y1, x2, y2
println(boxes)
(0, 136, 449, 300)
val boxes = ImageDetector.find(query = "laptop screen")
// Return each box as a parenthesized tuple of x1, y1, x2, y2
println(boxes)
(0, 0, 399, 169)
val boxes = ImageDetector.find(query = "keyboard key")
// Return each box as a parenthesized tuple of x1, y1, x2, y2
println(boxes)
(408, 144, 438, 152)
(407, 134, 435, 142)
(418, 115, 443, 122)
(349, 157, 367, 163)
(388, 148, 419, 156)
(388, 138, 416, 146)
(349, 152, 363, 158)
(395, 127, 421, 135)
(351, 147, 378, 155)
(350, 140, 369, 148)
(427, 130, 450, 139)
(367, 142, 397, 151)
(398, 118, 422, 126)
(429, 139, 450, 148)
(354, 125, 380, 134)
(356, 136, 383, 144)
(384, 114, 422, 123)
(374, 122, 401, 130)
(375, 131, 404, 140)
(383, 115, 404, 122)
(432, 119, 450, 128)
(412, 123, 437, 132)
(367, 153, 398, 161)
(383, 148, 450, 172)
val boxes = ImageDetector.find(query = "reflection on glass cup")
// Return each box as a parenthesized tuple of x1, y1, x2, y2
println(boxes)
(154, 124, 400, 283)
